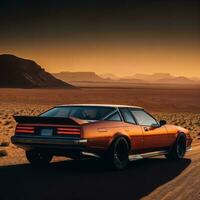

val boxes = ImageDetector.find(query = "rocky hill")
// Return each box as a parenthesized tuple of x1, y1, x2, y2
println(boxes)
(0, 54, 74, 88)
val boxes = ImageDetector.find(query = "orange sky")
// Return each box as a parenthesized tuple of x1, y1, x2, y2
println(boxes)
(1, 40, 199, 77)
(0, 1, 199, 77)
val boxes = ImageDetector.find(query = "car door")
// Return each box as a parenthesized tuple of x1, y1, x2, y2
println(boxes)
(119, 108, 144, 152)
(130, 109, 169, 151)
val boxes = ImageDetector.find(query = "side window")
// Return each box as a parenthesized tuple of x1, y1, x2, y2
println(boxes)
(119, 108, 136, 124)
(131, 110, 158, 126)
(106, 112, 122, 121)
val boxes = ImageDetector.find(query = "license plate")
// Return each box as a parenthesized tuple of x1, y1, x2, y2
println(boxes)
(40, 129, 53, 136)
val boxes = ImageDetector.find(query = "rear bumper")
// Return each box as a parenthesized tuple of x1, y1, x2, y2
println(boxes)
(11, 135, 87, 150)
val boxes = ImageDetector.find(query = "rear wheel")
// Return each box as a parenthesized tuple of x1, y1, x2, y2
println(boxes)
(165, 133, 187, 160)
(26, 150, 53, 166)
(106, 137, 130, 170)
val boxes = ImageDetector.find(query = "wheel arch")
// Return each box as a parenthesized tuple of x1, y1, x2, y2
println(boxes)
(166, 131, 187, 160)
(171, 131, 187, 149)
(108, 133, 131, 151)
(176, 131, 187, 141)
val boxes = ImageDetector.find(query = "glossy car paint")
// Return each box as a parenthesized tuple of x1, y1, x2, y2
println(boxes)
(82, 119, 191, 154)
(12, 104, 192, 157)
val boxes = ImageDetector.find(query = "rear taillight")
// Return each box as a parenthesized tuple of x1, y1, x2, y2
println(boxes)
(15, 125, 35, 134)
(57, 127, 81, 135)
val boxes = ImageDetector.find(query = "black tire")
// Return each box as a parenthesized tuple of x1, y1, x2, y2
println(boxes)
(165, 133, 187, 160)
(26, 150, 53, 166)
(106, 137, 130, 170)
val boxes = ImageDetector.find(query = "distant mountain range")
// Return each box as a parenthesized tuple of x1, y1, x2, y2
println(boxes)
(0, 54, 74, 88)
(0, 54, 199, 88)
(53, 71, 107, 82)
(123, 73, 173, 81)
(100, 73, 119, 80)
(120, 73, 197, 84)
(54, 71, 199, 85)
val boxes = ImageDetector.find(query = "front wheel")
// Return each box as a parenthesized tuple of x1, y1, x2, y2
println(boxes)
(165, 133, 187, 160)
(26, 150, 53, 166)
(106, 137, 130, 170)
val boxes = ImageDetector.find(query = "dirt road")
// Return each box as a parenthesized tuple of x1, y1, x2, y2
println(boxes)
(0, 143, 200, 200)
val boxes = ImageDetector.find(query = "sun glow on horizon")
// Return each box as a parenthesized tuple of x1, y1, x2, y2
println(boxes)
(1, 39, 200, 78)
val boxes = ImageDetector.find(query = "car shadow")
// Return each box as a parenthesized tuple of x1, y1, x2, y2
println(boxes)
(0, 157, 191, 200)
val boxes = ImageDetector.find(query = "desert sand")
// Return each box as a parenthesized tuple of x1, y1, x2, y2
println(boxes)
(0, 87, 200, 200)
(0, 87, 200, 162)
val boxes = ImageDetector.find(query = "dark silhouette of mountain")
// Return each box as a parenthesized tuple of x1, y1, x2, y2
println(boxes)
(0, 54, 74, 88)
(53, 72, 108, 82)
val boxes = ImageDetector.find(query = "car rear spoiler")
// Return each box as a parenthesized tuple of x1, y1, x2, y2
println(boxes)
(13, 116, 81, 126)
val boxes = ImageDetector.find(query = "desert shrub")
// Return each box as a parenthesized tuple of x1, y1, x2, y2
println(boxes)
(0, 150, 8, 157)
(0, 141, 10, 147)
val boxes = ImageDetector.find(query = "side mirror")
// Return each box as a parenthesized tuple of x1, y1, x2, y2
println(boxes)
(159, 120, 167, 126)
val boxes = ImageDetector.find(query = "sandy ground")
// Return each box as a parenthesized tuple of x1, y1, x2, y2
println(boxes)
(0, 87, 200, 200)
(0, 87, 200, 162)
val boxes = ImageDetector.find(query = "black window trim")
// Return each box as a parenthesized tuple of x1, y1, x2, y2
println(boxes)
(40, 106, 158, 126)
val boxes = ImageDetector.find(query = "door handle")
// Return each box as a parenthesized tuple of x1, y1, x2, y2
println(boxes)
(98, 128, 107, 132)
(144, 127, 149, 131)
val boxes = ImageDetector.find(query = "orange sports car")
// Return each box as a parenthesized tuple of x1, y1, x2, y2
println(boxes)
(11, 104, 192, 170)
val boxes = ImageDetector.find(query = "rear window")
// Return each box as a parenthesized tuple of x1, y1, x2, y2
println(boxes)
(40, 106, 115, 121)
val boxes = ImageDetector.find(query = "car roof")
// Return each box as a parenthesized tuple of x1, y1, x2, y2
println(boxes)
(56, 104, 143, 109)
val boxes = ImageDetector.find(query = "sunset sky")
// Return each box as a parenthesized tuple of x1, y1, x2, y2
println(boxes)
(0, 0, 199, 77)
